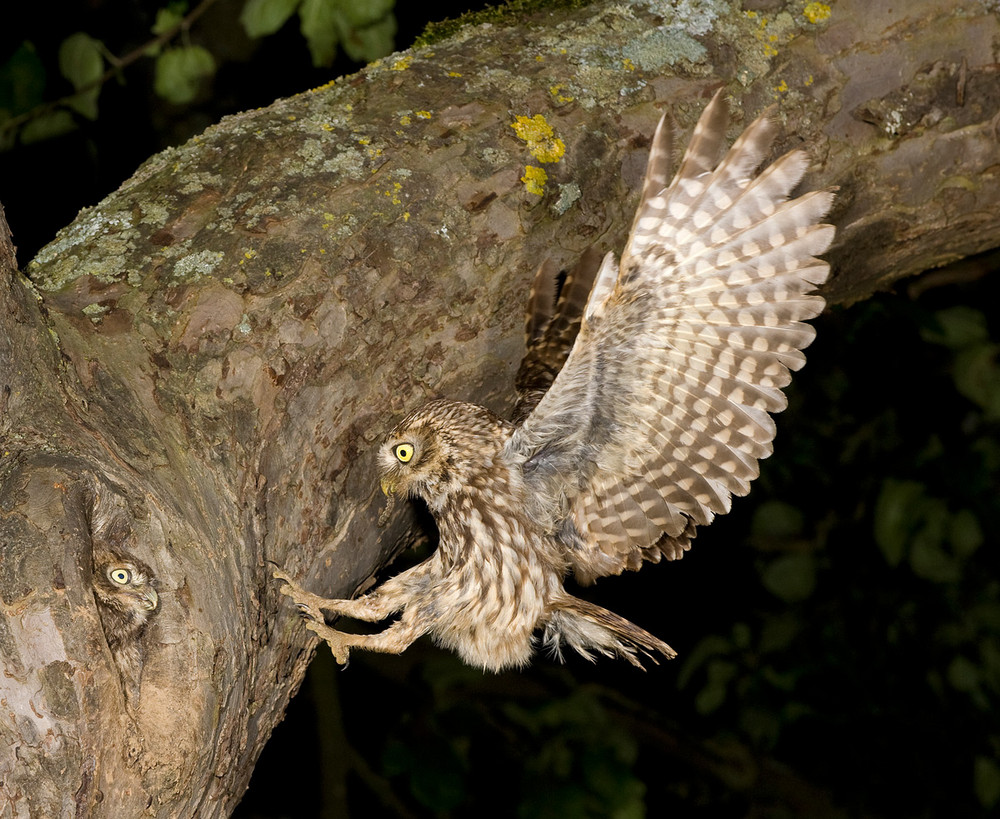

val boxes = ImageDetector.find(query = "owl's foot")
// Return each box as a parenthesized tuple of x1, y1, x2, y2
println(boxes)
(273, 568, 353, 665)
(272, 568, 327, 623)
(302, 618, 353, 666)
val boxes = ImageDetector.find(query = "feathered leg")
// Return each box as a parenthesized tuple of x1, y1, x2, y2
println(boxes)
(272, 566, 432, 665)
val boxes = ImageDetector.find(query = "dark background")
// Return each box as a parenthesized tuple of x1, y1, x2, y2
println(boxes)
(3, 2, 999, 817)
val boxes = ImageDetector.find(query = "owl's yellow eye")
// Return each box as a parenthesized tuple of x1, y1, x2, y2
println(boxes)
(109, 568, 132, 585)
(394, 443, 415, 463)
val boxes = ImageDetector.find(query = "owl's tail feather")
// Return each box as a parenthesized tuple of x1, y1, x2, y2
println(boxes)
(543, 595, 676, 669)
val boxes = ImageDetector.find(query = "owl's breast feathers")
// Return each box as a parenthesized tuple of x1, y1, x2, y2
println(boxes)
(414, 449, 565, 670)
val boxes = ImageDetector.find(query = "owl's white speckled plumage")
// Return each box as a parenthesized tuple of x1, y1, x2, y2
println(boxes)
(276, 90, 835, 671)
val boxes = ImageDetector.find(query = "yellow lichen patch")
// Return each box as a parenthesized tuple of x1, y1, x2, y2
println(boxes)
(391, 55, 413, 71)
(521, 166, 547, 196)
(549, 84, 574, 103)
(399, 115, 412, 126)
(415, 110, 432, 119)
(804, 2, 831, 23)
(745, 10, 796, 58)
(383, 182, 404, 205)
(510, 115, 565, 163)
(622, 57, 636, 72)
(773, 79, 789, 95)
(447, 71, 463, 77)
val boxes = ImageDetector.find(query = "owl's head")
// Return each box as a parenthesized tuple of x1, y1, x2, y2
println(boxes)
(377, 399, 510, 506)
(92, 550, 159, 616)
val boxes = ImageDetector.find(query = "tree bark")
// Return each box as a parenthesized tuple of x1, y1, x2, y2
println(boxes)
(1, 0, 998, 815)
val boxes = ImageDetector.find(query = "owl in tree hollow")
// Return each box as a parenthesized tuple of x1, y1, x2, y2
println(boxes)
(92, 539, 159, 700)
(275, 91, 835, 671)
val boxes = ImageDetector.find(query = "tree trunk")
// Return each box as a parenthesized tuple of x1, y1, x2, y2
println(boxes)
(1, 0, 998, 815)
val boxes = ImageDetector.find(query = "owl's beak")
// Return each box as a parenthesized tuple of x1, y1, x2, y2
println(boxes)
(380, 477, 396, 496)
(141, 588, 159, 611)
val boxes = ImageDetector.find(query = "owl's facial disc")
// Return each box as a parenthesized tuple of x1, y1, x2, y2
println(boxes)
(379, 433, 425, 497)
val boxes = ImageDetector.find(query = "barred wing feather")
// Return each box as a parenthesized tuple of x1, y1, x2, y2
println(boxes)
(503, 91, 835, 584)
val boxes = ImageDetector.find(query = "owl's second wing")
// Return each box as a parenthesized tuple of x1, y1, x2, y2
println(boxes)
(512, 247, 603, 423)
(503, 91, 835, 584)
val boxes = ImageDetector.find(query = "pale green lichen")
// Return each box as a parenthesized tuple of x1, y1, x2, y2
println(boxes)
(172, 250, 225, 281)
(29, 207, 140, 290)
(82, 303, 108, 321)
(297, 139, 326, 165)
(552, 182, 581, 214)
(622, 28, 708, 71)
(140, 201, 171, 226)
(178, 171, 224, 195)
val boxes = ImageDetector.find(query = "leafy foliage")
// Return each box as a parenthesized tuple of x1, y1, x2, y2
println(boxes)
(0, 0, 397, 149)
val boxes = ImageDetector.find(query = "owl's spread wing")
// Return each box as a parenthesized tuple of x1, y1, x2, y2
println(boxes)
(503, 91, 835, 584)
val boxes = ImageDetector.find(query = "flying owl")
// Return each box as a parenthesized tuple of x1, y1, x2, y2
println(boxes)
(91, 516, 159, 701)
(275, 90, 835, 671)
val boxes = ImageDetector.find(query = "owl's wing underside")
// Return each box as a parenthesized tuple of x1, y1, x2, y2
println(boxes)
(503, 91, 835, 584)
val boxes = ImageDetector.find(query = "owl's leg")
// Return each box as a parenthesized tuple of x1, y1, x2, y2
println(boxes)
(272, 568, 401, 622)
(302, 608, 429, 666)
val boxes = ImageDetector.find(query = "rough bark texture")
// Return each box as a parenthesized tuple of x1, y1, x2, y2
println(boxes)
(1, 0, 998, 816)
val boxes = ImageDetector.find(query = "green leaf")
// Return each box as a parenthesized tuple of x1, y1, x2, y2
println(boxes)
(975, 756, 1000, 808)
(921, 305, 989, 350)
(751, 499, 804, 541)
(874, 479, 925, 566)
(761, 553, 816, 602)
(950, 509, 984, 558)
(340, 13, 396, 63)
(58, 33, 104, 120)
(20, 109, 77, 144)
(152, 3, 187, 36)
(241, 0, 301, 37)
(677, 634, 732, 689)
(947, 655, 980, 694)
(695, 659, 737, 714)
(732, 621, 752, 650)
(953, 343, 1000, 418)
(335, 0, 394, 28)
(299, 0, 342, 67)
(154, 46, 215, 104)
(0, 42, 47, 116)
(910, 525, 959, 584)
(759, 614, 800, 654)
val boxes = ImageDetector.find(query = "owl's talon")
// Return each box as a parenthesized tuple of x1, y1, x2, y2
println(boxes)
(272, 568, 327, 623)
(295, 602, 320, 622)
